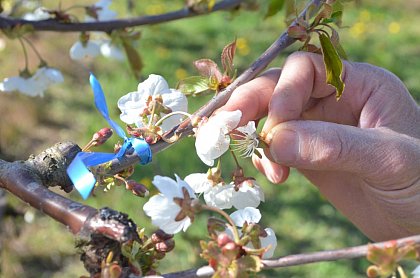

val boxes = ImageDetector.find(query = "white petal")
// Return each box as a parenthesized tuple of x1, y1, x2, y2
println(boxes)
(0, 76, 24, 92)
(230, 207, 261, 227)
(23, 7, 50, 20)
(159, 89, 188, 131)
(174, 174, 196, 198)
(117, 91, 146, 125)
(236, 121, 256, 135)
(203, 184, 234, 210)
(195, 110, 242, 166)
(69, 41, 100, 60)
(231, 182, 264, 209)
(137, 74, 170, 97)
(100, 41, 125, 60)
(152, 175, 182, 198)
(413, 265, 420, 277)
(261, 228, 277, 259)
(184, 173, 211, 194)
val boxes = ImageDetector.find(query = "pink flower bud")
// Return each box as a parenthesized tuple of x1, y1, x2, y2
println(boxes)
(151, 229, 174, 243)
(217, 233, 233, 248)
(92, 127, 113, 146)
(126, 180, 149, 197)
(155, 239, 175, 253)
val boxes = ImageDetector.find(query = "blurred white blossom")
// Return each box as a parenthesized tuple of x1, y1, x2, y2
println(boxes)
(23, 7, 50, 20)
(69, 41, 101, 60)
(143, 175, 196, 234)
(118, 74, 188, 132)
(195, 110, 242, 166)
(230, 207, 261, 227)
(0, 67, 63, 97)
(85, 0, 117, 22)
(413, 265, 420, 278)
(100, 41, 125, 60)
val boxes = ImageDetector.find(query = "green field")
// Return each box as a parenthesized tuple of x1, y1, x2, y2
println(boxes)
(0, 0, 419, 277)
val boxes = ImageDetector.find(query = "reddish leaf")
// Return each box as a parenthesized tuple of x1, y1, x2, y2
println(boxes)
(194, 59, 222, 81)
(221, 40, 236, 76)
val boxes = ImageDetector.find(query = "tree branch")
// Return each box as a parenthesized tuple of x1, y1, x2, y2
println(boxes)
(0, 0, 244, 32)
(156, 235, 420, 277)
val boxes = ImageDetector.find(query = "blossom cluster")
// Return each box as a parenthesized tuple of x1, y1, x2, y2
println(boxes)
(0, 67, 63, 97)
(127, 74, 277, 261)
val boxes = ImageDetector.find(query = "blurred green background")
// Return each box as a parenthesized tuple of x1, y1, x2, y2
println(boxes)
(0, 0, 419, 277)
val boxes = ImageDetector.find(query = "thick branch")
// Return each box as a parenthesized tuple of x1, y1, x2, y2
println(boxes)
(0, 0, 243, 32)
(0, 142, 138, 243)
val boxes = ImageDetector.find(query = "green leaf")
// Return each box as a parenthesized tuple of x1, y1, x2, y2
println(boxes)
(264, 0, 285, 19)
(318, 33, 345, 100)
(177, 76, 210, 96)
(121, 40, 143, 80)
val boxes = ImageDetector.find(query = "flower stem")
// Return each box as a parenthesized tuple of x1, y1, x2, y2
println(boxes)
(18, 38, 29, 71)
(154, 111, 192, 127)
(201, 204, 240, 243)
(148, 101, 156, 128)
(22, 36, 46, 65)
(229, 146, 241, 169)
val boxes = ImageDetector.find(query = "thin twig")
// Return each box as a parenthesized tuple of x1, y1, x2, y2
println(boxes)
(156, 234, 420, 277)
(0, 0, 243, 32)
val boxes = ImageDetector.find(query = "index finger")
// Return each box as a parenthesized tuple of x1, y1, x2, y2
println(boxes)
(221, 68, 281, 127)
(262, 52, 342, 134)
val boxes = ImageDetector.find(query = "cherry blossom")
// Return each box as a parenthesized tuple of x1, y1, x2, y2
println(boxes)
(185, 172, 234, 210)
(231, 121, 260, 157)
(117, 74, 188, 132)
(23, 7, 50, 21)
(143, 175, 197, 234)
(100, 41, 125, 60)
(0, 67, 63, 97)
(69, 41, 101, 60)
(231, 179, 265, 209)
(229, 207, 277, 259)
(195, 110, 242, 166)
(85, 0, 117, 22)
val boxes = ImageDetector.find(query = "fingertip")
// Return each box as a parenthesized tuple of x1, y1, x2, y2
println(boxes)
(252, 152, 289, 184)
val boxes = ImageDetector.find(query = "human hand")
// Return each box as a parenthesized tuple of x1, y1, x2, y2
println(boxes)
(222, 52, 420, 241)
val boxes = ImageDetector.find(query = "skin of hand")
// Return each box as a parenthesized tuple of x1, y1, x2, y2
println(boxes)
(222, 52, 420, 242)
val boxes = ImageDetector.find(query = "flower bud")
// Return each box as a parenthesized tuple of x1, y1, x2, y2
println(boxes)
(221, 242, 239, 256)
(155, 239, 175, 253)
(151, 229, 174, 243)
(217, 233, 233, 248)
(126, 180, 149, 197)
(92, 127, 113, 146)
(366, 265, 380, 278)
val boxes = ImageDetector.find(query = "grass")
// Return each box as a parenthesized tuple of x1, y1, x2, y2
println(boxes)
(0, 0, 419, 277)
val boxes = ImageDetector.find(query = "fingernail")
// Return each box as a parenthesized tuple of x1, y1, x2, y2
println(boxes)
(269, 129, 299, 164)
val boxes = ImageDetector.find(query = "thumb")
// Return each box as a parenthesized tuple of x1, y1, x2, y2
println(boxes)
(266, 120, 413, 179)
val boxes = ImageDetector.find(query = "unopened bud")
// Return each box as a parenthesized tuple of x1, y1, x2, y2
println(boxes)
(221, 242, 239, 255)
(92, 127, 113, 146)
(366, 265, 380, 278)
(217, 233, 233, 248)
(154, 251, 166, 260)
(155, 239, 175, 253)
(151, 229, 173, 243)
(126, 180, 149, 197)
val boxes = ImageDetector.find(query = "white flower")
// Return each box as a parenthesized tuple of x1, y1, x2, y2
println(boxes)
(231, 179, 265, 209)
(230, 207, 261, 227)
(228, 207, 277, 259)
(69, 41, 101, 60)
(143, 175, 196, 234)
(413, 265, 420, 278)
(23, 7, 50, 21)
(100, 41, 125, 60)
(195, 110, 242, 166)
(85, 0, 117, 22)
(185, 173, 234, 210)
(0, 67, 63, 97)
(231, 121, 260, 157)
(118, 74, 188, 132)
(260, 228, 277, 259)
